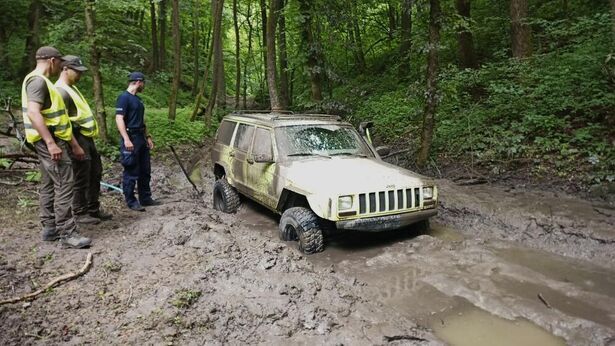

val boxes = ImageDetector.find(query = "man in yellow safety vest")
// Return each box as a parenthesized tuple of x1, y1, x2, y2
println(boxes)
(21, 46, 91, 248)
(55, 55, 112, 225)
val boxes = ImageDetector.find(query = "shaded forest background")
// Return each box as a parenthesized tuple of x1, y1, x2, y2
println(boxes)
(0, 0, 613, 191)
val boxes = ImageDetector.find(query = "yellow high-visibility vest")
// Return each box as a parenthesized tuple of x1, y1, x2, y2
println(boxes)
(55, 82, 99, 138)
(21, 71, 72, 143)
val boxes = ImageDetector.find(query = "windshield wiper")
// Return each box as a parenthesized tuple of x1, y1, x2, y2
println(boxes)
(331, 152, 367, 157)
(287, 152, 331, 159)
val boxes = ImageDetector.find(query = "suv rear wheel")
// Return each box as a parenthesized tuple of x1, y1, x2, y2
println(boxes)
(213, 178, 241, 213)
(279, 207, 324, 254)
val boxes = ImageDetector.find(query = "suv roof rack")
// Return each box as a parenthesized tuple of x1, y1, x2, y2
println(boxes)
(271, 113, 340, 120)
(231, 109, 294, 115)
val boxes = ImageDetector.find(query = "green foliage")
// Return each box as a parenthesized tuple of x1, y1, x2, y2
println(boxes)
(25, 170, 41, 183)
(170, 289, 201, 309)
(331, 12, 614, 185)
(0, 159, 11, 169)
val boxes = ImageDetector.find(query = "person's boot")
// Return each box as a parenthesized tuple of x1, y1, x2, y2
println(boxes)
(75, 214, 101, 225)
(90, 209, 113, 221)
(141, 199, 162, 206)
(42, 227, 60, 241)
(128, 203, 145, 212)
(60, 231, 92, 249)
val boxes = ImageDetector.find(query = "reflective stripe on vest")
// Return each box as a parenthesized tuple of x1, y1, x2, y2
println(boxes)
(21, 72, 72, 143)
(55, 82, 99, 138)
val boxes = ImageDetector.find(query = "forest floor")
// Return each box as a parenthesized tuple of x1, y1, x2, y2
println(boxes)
(0, 143, 614, 345)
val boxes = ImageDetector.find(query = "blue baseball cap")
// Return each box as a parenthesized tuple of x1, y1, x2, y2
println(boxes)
(128, 71, 145, 81)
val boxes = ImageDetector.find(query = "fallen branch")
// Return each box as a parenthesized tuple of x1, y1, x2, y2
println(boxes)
(537, 293, 552, 309)
(0, 253, 93, 306)
(0, 153, 38, 160)
(169, 145, 201, 195)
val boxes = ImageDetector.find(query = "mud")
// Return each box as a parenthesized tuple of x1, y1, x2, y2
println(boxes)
(0, 145, 614, 345)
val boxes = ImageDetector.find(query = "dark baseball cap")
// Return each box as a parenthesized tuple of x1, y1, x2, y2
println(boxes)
(61, 55, 88, 72)
(35, 46, 63, 59)
(128, 72, 145, 81)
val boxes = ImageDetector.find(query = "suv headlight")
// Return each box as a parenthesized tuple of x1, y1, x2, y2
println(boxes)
(338, 195, 353, 210)
(423, 187, 434, 199)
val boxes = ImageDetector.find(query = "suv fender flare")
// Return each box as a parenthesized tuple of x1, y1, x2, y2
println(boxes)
(276, 187, 331, 220)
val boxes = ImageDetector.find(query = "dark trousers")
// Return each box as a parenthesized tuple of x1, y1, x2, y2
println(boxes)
(72, 131, 102, 215)
(120, 132, 152, 207)
(35, 140, 77, 235)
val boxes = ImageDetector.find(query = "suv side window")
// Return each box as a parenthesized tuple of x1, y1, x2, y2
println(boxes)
(216, 120, 236, 146)
(252, 127, 273, 158)
(234, 123, 255, 152)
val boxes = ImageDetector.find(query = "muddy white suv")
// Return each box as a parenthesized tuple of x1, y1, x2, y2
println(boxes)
(211, 112, 438, 254)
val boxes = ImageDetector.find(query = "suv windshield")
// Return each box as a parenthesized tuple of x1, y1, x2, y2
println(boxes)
(275, 124, 373, 158)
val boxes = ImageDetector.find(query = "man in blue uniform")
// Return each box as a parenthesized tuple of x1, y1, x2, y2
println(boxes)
(115, 72, 160, 211)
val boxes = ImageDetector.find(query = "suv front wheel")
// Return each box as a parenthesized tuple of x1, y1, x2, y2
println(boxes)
(279, 207, 324, 254)
(213, 178, 241, 213)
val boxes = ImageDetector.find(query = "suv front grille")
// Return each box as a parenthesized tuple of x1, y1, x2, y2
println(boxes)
(357, 188, 421, 216)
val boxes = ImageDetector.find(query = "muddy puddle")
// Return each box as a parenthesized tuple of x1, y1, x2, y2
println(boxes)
(431, 304, 566, 346)
(494, 247, 615, 298)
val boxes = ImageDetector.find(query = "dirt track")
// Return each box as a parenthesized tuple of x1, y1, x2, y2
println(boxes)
(1, 147, 614, 345)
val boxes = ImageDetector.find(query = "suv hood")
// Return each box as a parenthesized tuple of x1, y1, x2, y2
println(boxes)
(280, 157, 429, 194)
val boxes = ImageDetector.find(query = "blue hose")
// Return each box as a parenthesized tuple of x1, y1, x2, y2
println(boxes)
(101, 181, 123, 193)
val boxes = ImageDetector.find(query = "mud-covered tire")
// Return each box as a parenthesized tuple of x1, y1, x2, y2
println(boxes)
(213, 179, 241, 213)
(279, 207, 324, 254)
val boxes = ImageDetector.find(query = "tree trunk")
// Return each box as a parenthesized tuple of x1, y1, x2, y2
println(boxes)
(455, 0, 478, 68)
(159, 0, 167, 69)
(417, 0, 441, 167)
(84, 0, 108, 143)
(398, 0, 413, 76)
(168, 0, 181, 121)
(243, 0, 254, 109)
(510, 0, 531, 58)
(233, 0, 241, 109)
(387, 1, 397, 42)
(610, 0, 615, 47)
(149, 0, 159, 72)
(204, 0, 225, 126)
(192, 0, 200, 96)
(190, 26, 213, 121)
(20, 0, 41, 77)
(266, 0, 281, 110)
(0, 27, 11, 79)
(350, 0, 366, 72)
(259, 0, 269, 92)
(277, 0, 290, 108)
(298, 0, 323, 101)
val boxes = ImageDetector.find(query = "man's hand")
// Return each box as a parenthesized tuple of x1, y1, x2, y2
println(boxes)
(47, 141, 63, 161)
(71, 143, 86, 161)
(124, 138, 134, 151)
(147, 136, 154, 150)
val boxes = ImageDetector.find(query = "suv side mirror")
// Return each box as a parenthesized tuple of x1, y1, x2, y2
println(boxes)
(358, 121, 373, 135)
(376, 146, 391, 157)
(253, 153, 274, 163)
(358, 121, 374, 144)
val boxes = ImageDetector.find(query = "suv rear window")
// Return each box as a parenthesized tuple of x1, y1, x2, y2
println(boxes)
(234, 123, 255, 152)
(217, 120, 236, 146)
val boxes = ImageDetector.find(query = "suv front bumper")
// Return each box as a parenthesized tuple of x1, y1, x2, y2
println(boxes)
(335, 209, 437, 232)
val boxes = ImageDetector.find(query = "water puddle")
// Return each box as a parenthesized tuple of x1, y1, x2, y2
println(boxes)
(494, 247, 615, 298)
(431, 306, 566, 346)
(493, 275, 615, 328)
(426, 223, 465, 242)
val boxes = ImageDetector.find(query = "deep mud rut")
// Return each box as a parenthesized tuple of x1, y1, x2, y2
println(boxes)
(0, 146, 614, 345)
